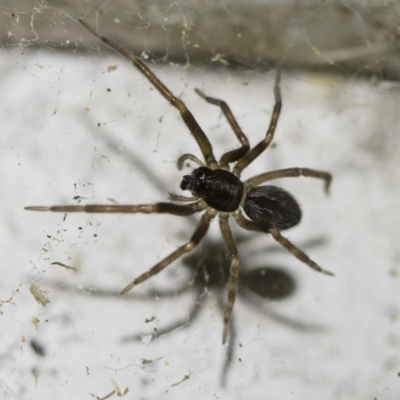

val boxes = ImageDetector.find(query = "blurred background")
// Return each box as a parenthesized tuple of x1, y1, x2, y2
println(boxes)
(1, 1, 399, 399)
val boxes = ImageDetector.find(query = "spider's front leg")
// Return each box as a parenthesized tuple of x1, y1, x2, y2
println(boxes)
(25, 201, 205, 215)
(233, 71, 282, 176)
(78, 19, 218, 168)
(194, 88, 250, 168)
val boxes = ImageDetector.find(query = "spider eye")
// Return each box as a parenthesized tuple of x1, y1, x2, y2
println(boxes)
(192, 167, 207, 181)
(180, 167, 210, 194)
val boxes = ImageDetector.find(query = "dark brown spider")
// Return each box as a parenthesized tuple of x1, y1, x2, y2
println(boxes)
(25, 19, 334, 344)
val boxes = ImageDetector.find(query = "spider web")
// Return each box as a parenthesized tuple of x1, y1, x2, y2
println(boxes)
(1, 1, 400, 399)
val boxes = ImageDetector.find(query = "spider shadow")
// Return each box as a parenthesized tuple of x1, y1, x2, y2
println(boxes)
(47, 233, 327, 386)
(123, 233, 328, 386)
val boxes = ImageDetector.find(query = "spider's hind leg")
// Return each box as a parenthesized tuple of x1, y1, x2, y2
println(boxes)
(269, 227, 334, 276)
(234, 210, 334, 277)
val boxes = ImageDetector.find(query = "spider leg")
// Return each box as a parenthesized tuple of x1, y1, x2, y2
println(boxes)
(169, 193, 198, 202)
(121, 208, 217, 294)
(78, 19, 218, 168)
(25, 201, 205, 215)
(245, 167, 332, 194)
(121, 287, 206, 343)
(215, 294, 236, 387)
(233, 71, 282, 176)
(194, 88, 250, 168)
(219, 213, 240, 344)
(269, 227, 334, 276)
(234, 210, 334, 276)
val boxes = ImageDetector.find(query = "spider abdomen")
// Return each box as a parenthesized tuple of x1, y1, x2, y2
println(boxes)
(243, 185, 301, 230)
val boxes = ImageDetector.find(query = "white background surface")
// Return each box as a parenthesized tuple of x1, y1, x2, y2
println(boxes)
(1, 44, 400, 399)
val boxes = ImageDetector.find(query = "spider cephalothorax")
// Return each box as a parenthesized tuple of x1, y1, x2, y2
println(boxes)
(181, 167, 244, 212)
(26, 19, 334, 344)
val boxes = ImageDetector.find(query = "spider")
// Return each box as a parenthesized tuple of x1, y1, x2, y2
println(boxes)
(26, 19, 334, 344)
